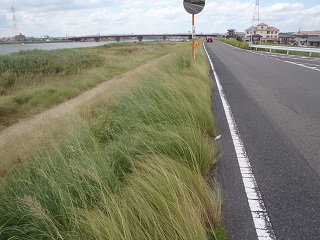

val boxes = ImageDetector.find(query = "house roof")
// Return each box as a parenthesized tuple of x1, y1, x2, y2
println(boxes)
(294, 31, 320, 36)
(268, 27, 279, 31)
(245, 24, 279, 31)
(279, 35, 295, 38)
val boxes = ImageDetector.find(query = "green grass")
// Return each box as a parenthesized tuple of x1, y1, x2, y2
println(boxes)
(0, 42, 182, 130)
(0, 42, 222, 239)
(0, 49, 103, 77)
(217, 38, 250, 49)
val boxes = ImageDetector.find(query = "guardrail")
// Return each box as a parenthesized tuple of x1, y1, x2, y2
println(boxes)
(249, 44, 320, 57)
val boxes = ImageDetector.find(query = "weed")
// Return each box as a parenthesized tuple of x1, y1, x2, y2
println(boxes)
(209, 224, 228, 240)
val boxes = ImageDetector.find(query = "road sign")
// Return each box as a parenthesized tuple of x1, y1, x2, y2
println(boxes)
(183, 0, 205, 15)
(183, 0, 205, 59)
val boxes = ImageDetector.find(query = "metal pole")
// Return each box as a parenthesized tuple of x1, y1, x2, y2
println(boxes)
(192, 14, 195, 59)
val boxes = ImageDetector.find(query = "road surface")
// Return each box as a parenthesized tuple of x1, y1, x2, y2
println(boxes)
(205, 41, 320, 239)
(183, 2, 204, 14)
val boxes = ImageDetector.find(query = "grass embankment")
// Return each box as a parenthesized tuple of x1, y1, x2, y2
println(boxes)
(218, 38, 250, 49)
(0, 43, 224, 239)
(0, 42, 178, 130)
(218, 38, 320, 57)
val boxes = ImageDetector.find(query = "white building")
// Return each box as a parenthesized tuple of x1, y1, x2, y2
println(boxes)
(244, 23, 279, 43)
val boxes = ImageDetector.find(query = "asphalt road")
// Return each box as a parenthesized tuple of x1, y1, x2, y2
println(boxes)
(250, 50, 320, 72)
(183, 3, 204, 14)
(205, 41, 320, 239)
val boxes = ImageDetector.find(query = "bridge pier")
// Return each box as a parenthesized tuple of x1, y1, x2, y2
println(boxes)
(137, 36, 143, 42)
(162, 36, 167, 41)
(115, 37, 121, 42)
(94, 38, 100, 42)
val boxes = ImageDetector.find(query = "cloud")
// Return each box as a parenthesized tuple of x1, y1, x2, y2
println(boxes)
(198, 0, 253, 33)
(1, 1, 320, 37)
(262, 2, 320, 31)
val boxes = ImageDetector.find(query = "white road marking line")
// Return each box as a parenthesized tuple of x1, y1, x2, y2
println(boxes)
(249, 51, 320, 71)
(283, 60, 320, 72)
(305, 63, 320, 67)
(261, 53, 320, 63)
(203, 43, 277, 240)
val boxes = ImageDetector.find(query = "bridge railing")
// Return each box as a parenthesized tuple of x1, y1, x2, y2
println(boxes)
(249, 44, 320, 57)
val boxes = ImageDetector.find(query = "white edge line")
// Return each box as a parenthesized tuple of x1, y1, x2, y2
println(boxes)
(203, 42, 276, 240)
(283, 60, 320, 72)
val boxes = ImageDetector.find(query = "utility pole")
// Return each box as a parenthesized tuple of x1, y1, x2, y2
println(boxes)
(298, 27, 301, 46)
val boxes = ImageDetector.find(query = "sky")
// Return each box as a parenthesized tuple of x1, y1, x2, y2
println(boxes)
(0, 0, 319, 38)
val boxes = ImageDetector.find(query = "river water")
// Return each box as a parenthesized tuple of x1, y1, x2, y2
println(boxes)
(0, 41, 115, 55)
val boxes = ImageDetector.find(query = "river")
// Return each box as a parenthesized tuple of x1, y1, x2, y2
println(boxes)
(0, 41, 116, 55)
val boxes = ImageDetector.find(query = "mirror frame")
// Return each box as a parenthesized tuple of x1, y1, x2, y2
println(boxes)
(183, 0, 205, 15)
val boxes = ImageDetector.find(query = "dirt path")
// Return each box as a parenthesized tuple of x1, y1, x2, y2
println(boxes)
(0, 54, 169, 174)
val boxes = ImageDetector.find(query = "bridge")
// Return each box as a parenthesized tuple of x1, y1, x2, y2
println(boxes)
(67, 33, 221, 42)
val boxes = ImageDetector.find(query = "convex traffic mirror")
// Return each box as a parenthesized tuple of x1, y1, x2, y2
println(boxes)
(183, 0, 205, 15)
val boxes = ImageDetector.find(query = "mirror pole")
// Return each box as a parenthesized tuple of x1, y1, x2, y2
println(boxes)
(192, 14, 195, 59)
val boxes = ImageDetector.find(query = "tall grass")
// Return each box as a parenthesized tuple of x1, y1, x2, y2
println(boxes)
(0, 43, 221, 239)
(0, 49, 104, 80)
(0, 42, 181, 130)
(83, 156, 220, 240)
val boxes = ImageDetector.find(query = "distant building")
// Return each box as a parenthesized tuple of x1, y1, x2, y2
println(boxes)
(226, 29, 245, 41)
(236, 32, 245, 40)
(25, 36, 35, 41)
(307, 37, 320, 46)
(293, 30, 320, 46)
(14, 33, 25, 41)
(279, 33, 295, 44)
(227, 29, 235, 37)
(295, 30, 320, 37)
(244, 23, 279, 43)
